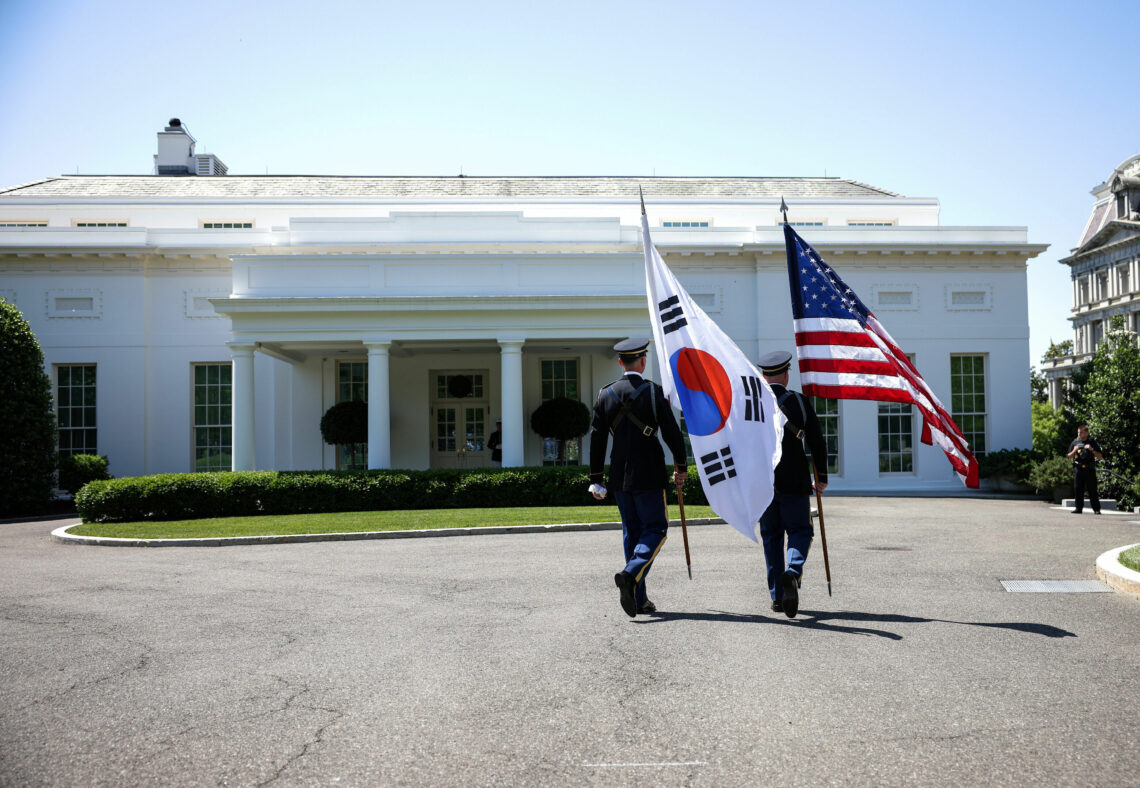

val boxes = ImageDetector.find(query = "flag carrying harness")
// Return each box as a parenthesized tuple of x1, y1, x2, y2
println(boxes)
(777, 390, 808, 441)
(606, 381, 658, 438)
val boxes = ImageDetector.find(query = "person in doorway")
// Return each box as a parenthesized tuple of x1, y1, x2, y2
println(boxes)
(487, 420, 502, 466)
(757, 350, 828, 618)
(588, 338, 687, 617)
(1066, 422, 1103, 514)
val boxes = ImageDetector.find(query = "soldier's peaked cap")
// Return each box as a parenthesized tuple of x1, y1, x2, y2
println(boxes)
(614, 337, 650, 360)
(758, 350, 793, 376)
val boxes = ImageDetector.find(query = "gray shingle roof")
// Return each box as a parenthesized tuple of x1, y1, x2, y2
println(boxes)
(0, 175, 900, 200)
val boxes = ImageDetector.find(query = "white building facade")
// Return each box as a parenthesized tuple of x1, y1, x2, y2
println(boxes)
(1043, 154, 1140, 407)
(0, 125, 1045, 492)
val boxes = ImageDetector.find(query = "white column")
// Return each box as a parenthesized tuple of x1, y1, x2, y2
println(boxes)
(366, 342, 391, 469)
(229, 343, 256, 471)
(498, 339, 525, 467)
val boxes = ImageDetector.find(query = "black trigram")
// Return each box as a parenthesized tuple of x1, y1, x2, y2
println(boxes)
(658, 294, 687, 335)
(742, 375, 765, 422)
(701, 447, 737, 486)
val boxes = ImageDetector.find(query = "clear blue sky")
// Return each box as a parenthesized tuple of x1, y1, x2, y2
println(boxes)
(2, 0, 1137, 366)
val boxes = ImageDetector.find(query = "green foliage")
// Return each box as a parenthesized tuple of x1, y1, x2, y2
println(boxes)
(1027, 455, 1072, 500)
(319, 400, 368, 446)
(1031, 400, 1070, 458)
(58, 454, 111, 496)
(1030, 366, 1047, 403)
(452, 467, 594, 507)
(1120, 545, 1140, 574)
(75, 465, 708, 523)
(1042, 339, 1073, 361)
(1082, 315, 1140, 509)
(0, 299, 58, 516)
(977, 448, 1037, 483)
(530, 397, 591, 440)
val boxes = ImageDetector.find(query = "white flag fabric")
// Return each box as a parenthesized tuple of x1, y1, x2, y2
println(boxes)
(641, 214, 784, 542)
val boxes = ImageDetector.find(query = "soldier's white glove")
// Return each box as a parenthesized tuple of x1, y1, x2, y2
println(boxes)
(589, 483, 607, 500)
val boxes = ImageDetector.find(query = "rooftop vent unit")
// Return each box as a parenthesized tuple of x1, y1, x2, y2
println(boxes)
(154, 118, 227, 176)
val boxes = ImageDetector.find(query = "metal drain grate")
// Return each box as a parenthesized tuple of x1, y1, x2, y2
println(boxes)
(1000, 580, 1112, 593)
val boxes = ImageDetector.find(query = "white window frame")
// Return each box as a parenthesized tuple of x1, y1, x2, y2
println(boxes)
(46, 289, 102, 319)
(200, 220, 254, 229)
(184, 290, 229, 318)
(811, 396, 841, 477)
(945, 284, 993, 311)
(871, 284, 919, 311)
(56, 363, 97, 459)
(191, 363, 233, 472)
(950, 353, 988, 458)
(72, 219, 129, 227)
(0, 219, 48, 227)
(847, 219, 897, 226)
(661, 218, 712, 228)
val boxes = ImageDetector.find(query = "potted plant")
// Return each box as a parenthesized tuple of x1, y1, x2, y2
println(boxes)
(530, 397, 590, 466)
(320, 400, 368, 468)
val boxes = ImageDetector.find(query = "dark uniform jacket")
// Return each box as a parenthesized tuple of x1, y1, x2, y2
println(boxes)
(589, 373, 687, 492)
(770, 383, 828, 496)
(1069, 437, 1102, 471)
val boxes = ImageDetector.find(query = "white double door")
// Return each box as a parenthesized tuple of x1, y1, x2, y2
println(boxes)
(430, 370, 491, 469)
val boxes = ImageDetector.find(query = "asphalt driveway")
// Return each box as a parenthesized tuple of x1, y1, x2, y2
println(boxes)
(2, 497, 1138, 786)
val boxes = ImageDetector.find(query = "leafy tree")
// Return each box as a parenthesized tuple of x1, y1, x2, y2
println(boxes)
(1081, 315, 1140, 508)
(1042, 339, 1073, 361)
(1031, 400, 1066, 456)
(0, 299, 57, 516)
(1030, 366, 1047, 403)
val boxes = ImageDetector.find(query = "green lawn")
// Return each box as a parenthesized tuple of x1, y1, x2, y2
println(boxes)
(68, 505, 719, 540)
(1120, 545, 1140, 573)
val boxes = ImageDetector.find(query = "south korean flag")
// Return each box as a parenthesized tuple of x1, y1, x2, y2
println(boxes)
(641, 211, 784, 542)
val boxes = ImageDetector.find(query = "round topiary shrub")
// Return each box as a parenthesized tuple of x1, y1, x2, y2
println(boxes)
(530, 397, 590, 440)
(320, 400, 368, 446)
(0, 299, 57, 516)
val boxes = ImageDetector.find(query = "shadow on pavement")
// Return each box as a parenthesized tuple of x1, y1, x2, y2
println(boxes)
(637, 609, 1076, 641)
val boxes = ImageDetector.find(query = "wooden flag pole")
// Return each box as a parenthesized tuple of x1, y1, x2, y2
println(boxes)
(810, 464, 832, 596)
(676, 482, 693, 580)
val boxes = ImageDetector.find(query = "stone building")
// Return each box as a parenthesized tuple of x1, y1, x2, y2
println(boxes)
(1044, 154, 1140, 407)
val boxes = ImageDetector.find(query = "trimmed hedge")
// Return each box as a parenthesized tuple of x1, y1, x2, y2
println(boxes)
(75, 465, 708, 523)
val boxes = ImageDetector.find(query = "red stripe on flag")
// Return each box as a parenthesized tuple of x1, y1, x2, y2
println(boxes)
(798, 358, 897, 376)
(795, 331, 877, 348)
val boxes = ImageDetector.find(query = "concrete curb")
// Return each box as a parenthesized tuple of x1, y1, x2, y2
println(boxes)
(1095, 543, 1140, 600)
(51, 517, 728, 548)
(1048, 506, 1137, 517)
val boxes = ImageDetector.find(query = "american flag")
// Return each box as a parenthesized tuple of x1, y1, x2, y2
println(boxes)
(783, 223, 980, 488)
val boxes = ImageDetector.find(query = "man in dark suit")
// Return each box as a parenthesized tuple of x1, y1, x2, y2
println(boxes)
(589, 338, 688, 618)
(758, 350, 828, 619)
(1067, 422, 1103, 515)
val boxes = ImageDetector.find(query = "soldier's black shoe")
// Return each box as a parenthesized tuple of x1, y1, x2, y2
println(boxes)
(614, 572, 637, 618)
(637, 600, 657, 614)
(781, 571, 799, 618)
(771, 600, 784, 613)
(1071, 509, 1082, 514)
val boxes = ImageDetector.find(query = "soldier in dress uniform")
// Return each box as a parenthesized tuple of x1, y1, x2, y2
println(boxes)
(588, 338, 688, 618)
(757, 350, 828, 618)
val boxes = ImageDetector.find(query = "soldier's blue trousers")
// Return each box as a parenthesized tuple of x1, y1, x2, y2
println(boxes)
(614, 490, 669, 607)
(759, 491, 814, 601)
